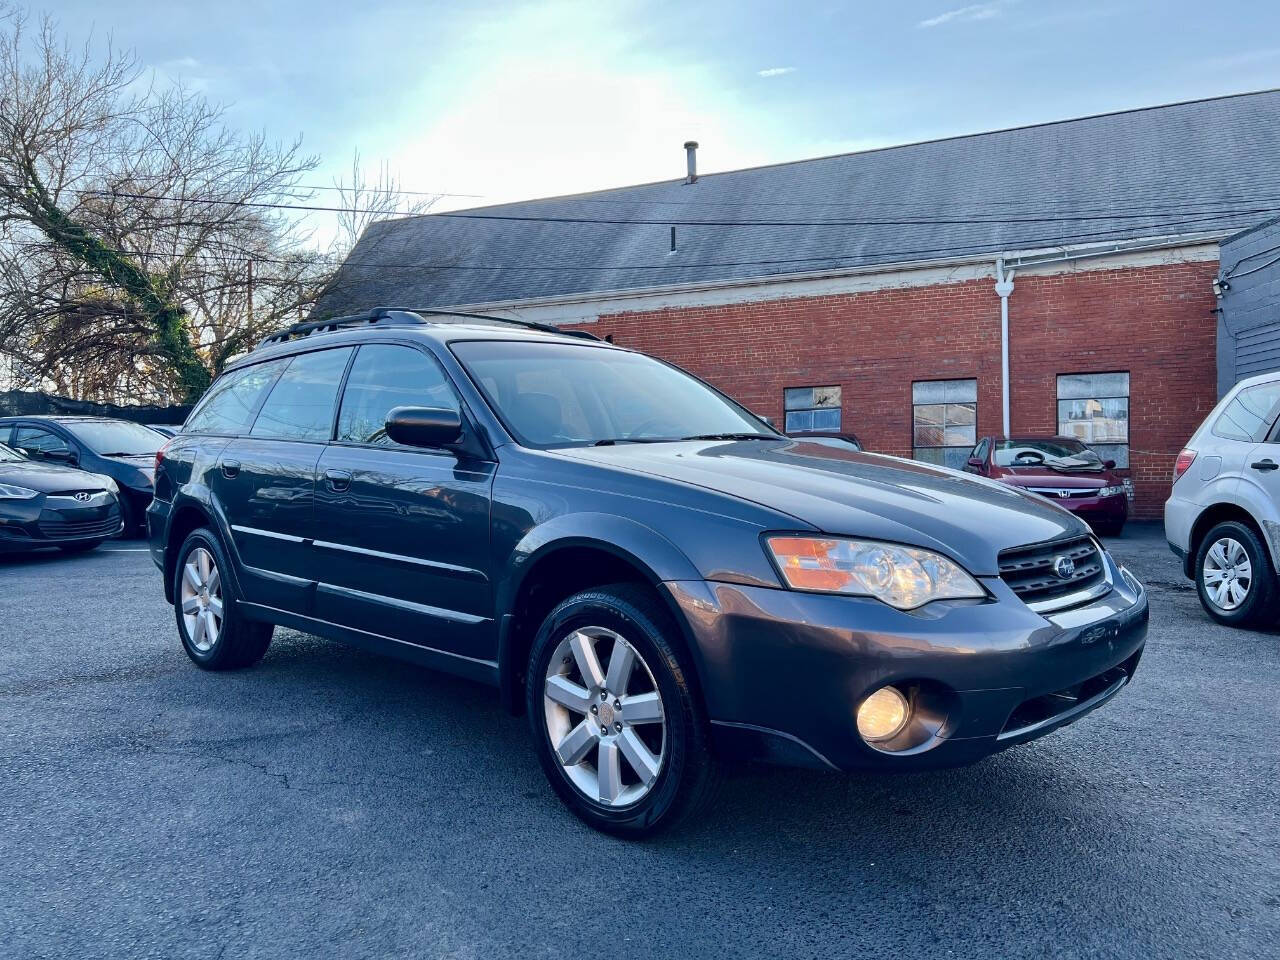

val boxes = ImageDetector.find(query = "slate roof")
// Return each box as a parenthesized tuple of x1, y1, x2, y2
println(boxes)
(317, 90, 1280, 316)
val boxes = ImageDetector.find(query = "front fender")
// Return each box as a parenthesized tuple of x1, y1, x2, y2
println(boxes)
(495, 512, 704, 712)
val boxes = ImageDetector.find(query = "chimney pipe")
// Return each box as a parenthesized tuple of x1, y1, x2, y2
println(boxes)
(684, 141, 698, 184)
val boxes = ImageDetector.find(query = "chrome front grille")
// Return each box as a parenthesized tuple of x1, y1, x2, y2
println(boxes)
(998, 535, 1108, 610)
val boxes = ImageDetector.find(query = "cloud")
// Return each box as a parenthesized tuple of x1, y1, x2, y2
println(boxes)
(918, 2, 1004, 28)
(757, 66, 797, 78)
(1201, 47, 1280, 71)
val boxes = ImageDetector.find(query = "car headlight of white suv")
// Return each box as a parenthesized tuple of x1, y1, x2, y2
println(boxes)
(765, 535, 986, 610)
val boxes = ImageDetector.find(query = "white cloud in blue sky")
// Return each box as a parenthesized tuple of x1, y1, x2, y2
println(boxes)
(918, 3, 1005, 29)
(37, 0, 1280, 245)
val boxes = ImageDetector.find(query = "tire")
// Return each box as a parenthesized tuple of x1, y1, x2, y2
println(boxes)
(525, 582, 720, 837)
(58, 538, 105, 554)
(1194, 520, 1280, 628)
(116, 495, 139, 540)
(174, 527, 273, 670)
(1092, 519, 1125, 538)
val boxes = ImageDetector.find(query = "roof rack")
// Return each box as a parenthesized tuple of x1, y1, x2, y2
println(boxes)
(255, 306, 602, 349)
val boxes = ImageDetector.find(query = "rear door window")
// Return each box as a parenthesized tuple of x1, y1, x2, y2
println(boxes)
(1213, 382, 1280, 442)
(185, 360, 288, 436)
(250, 348, 354, 442)
(336, 345, 460, 446)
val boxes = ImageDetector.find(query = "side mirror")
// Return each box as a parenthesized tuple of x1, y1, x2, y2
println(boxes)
(966, 457, 983, 468)
(45, 448, 77, 464)
(384, 406, 463, 448)
(1104, 459, 1117, 470)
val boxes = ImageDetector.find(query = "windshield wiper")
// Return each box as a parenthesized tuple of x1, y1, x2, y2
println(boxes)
(678, 432, 785, 442)
(591, 437, 670, 446)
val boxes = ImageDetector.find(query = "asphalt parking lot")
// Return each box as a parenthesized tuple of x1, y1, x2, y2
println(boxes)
(1, 525, 1277, 959)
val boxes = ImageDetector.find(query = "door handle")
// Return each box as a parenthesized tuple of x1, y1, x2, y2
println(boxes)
(221, 459, 241, 479)
(325, 469, 352, 492)
(1251, 459, 1280, 472)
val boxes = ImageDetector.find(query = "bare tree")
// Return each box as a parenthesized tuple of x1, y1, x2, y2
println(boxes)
(0, 7, 324, 403)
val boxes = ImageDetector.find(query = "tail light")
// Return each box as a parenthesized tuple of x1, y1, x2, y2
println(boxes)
(1173, 448, 1197, 482)
(154, 438, 173, 475)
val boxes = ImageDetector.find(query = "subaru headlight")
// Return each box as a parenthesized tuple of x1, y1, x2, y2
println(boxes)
(0, 482, 39, 499)
(765, 536, 985, 610)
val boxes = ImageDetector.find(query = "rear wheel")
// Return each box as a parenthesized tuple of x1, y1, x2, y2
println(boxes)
(526, 583, 719, 837)
(175, 528, 273, 669)
(1195, 520, 1280, 628)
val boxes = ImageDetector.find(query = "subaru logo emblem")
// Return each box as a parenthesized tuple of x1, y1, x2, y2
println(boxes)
(1053, 555, 1076, 579)
(73, 492, 91, 502)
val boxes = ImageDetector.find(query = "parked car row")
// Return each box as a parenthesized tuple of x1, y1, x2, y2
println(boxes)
(0, 416, 175, 553)
(13, 310, 1280, 837)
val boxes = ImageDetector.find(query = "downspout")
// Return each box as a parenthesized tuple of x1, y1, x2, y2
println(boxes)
(994, 258, 1016, 439)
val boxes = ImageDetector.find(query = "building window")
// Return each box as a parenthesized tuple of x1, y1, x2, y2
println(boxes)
(1057, 372, 1130, 467)
(913, 379, 977, 469)
(784, 385, 841, 432)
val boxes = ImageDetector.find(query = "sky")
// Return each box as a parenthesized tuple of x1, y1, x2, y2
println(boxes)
(39, 0, 1280, 237)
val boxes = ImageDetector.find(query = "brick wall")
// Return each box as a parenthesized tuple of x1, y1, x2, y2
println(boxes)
(564, 259, 1219, 519)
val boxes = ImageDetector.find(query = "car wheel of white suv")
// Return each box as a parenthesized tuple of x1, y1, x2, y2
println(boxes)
(1194, 520, 1280, 628)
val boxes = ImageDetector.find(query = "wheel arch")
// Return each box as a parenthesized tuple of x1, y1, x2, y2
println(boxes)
(496, 515, 706, 716)
(1187, 501, 1276, 578)
(161, 492, 241, 605)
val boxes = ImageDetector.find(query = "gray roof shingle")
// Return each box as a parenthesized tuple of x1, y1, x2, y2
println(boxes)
(317, 90, 1280, 315)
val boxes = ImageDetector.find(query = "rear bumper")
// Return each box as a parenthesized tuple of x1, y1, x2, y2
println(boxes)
(666, 551, 1147, 772)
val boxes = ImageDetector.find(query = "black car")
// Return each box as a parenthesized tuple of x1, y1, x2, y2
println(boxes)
(0, 442, 123, 553)
(148, 309, 1148, 836)
(0, 416, 166, 537)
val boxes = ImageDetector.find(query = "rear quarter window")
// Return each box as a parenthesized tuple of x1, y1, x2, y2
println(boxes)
(185, 359, 288, 436)
(1212, 382, 1280, 442)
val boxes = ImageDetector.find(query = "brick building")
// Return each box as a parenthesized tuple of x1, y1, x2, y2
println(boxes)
(319, 92, 1280, 518)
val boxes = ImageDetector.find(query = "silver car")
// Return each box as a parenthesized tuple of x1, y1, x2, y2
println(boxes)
(1165, 371, 1280, 626)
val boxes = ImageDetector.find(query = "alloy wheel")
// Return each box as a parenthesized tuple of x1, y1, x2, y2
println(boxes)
(1202, 537, 1252, 611)
(180, 546, 224, 652)
(542, 626, 667, 808)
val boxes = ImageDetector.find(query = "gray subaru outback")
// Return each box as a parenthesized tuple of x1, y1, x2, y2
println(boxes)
(149, 309, 1148, 836)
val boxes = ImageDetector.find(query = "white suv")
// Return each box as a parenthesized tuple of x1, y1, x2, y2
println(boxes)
(1166, 372, 1280, 627)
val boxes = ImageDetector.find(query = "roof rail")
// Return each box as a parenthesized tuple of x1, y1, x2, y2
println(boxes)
(388, 307, 603, 341)
(255, 306, 602, 349)
(255, 308, 427, 348)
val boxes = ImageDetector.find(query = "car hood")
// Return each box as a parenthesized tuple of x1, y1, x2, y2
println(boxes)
(0, 459, 112, 494)
(551, 438, 1089, 576)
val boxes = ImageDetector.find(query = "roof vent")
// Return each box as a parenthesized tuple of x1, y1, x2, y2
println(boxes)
(684, 141, 698, 184)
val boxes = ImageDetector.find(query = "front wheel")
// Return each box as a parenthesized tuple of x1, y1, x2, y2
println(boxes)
(1195, 520, 1280, 628)
(526, 583, 719, 837)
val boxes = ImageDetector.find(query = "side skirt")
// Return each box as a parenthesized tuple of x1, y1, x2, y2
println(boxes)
(238, 601, 501, 687)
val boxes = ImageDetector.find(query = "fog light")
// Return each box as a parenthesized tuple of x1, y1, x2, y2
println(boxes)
(857, 686, 910, 743)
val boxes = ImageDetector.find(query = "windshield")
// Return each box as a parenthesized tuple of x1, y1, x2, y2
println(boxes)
(0, 442, 24, 462)
(993, 438, 1103, 470)
(62, 420, 165, 456)
(452, 340, 779, 447)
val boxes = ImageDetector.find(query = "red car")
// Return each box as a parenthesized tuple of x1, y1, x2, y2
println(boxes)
(965, 436, 1129, 536)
